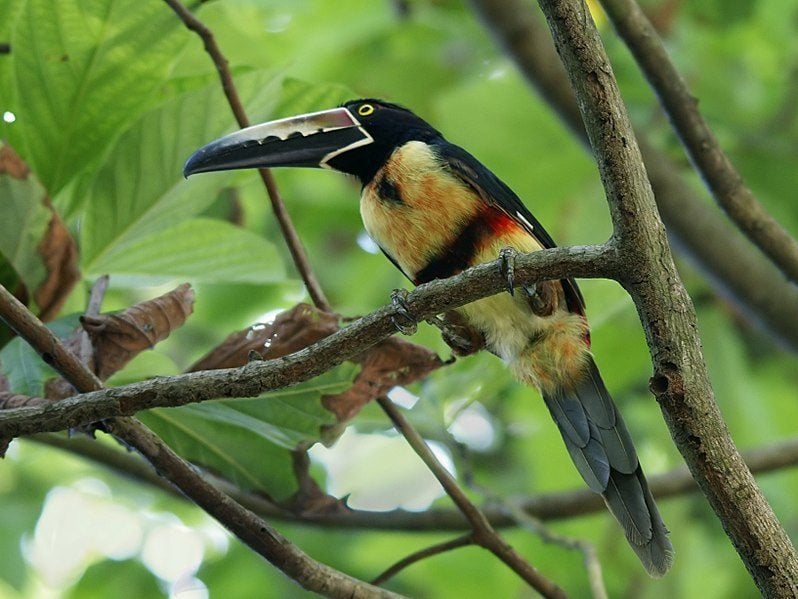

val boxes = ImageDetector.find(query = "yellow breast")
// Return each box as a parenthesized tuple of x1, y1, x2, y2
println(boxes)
(359, 141, 481, 277)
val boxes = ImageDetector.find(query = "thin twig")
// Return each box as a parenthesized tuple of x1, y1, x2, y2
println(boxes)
(371, 534, 473, 585)
(453, 434, 607, 598)
(599, 0, 798, 284)
(162, 0, 332, 311)
(0, 286, 400, 598)
(78, 275, 110, 367)
(377, 396, 566, 598)
(28, 432, 798, 531)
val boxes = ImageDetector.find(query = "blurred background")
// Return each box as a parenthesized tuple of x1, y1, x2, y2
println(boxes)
(1, 0, 797, 597)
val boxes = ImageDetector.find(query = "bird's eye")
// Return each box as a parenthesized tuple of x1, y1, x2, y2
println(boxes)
(357, 104, 375, 116)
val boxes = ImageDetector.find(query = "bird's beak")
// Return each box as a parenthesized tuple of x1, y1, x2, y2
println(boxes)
(183, 107, 374, 177)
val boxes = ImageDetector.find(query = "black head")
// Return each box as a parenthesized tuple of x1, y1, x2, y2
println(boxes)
(327, 99, 443, 184)
(183, 98, 442, 186)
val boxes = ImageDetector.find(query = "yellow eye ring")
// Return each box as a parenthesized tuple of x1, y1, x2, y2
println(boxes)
(357, 104, 375, 116)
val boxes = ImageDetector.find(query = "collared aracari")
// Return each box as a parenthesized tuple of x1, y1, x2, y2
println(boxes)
(184, 99, 674, 576)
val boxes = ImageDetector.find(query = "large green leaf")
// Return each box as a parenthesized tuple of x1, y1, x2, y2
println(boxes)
(7, 0, 186, 195)
(79, 72, 350, 283)
(138, 362, 359, 495)
(86, 217, 285, 284)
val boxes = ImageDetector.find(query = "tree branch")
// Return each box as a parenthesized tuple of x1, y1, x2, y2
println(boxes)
(535, 0, 798, 593)
(0, 285, 401, 599)
(469, 0, 798, 349)
(162, 0, 331, 311)
(600, 0, 798, 284)
(377, 396, 565, 598)
(0, 245, 613, 439)
(371, 534, 474, 586)
(29, 432, 798, 531)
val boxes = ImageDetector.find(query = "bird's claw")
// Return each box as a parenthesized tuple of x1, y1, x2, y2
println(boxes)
(390, 288, 418, 335)
(499, 247, 517, 296)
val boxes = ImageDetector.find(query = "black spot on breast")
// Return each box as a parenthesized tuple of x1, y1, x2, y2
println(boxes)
(377, 176, 403, 205)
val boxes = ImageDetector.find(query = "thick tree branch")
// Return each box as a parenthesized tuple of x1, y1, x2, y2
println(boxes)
(377, 396, 565, 598)
(30, 433, 798, 531)
(0, 286, 401, 599)
(162, 0, 331, 311)
(0, 245, 613, 439)
(535, 0, 798, 593)
(600, 0, 798, 284)
(469, 0, 798, 349)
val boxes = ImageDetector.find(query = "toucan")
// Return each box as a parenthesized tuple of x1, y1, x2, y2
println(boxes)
(184, 99, 674, 576)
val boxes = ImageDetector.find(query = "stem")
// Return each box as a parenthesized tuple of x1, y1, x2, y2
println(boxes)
(162, 0, 332, 311)
(377, 397, 566, 598)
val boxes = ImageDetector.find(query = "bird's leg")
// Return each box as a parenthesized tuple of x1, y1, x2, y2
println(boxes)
(390, 288, 418, 335)
(429, 310, 486, 357)
(499, 247, 517, 296)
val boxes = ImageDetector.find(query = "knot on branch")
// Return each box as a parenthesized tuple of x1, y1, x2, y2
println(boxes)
(648, 362, 683, 401)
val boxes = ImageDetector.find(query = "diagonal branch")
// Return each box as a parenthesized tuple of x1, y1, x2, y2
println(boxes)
(535, 0, 798, 593)
(0, 244, 613, 439)
(469, 0, 798, 349)
(162, 0, 331, 311)
(0, 284, 401, 599)
(377, 396, 565, 597)
(599, 0, 798, 284)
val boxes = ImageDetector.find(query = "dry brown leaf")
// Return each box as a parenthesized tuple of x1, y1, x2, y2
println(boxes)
(190, 302, 447, 431)
(0, 145, 80, 321)
(188, 303, 339, 371)
(323, 337, 446, 425)
(82, 284, 195, 380)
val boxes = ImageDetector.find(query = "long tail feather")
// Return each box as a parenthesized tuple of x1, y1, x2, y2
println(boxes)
(543, 356, 674, 577)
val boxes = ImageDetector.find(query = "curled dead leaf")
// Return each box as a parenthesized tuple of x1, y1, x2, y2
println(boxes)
(0, 145, 80, 321)
(82, 284, 195, 380)
(188, 303, 339, 371)
(189, 302, 447, 440)
(322, 337, 445, 436)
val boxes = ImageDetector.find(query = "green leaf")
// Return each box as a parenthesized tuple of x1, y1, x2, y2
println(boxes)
(0, 315, 77, 395)
(0, 143, 54, 295)
(0, 336, 55, 396)
(137, 362, 359, 495)
(78, 69, 285, 268)
(86, 217, 285, 284)
(7, 0, 186, 195)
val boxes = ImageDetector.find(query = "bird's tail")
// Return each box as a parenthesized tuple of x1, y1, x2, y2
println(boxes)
(541, 356, 674, 577)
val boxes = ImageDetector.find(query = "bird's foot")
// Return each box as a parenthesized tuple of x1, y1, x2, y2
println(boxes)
(390, 288, 418, 335)
(521, 281, 558, 317)
(429, 310, 486, 357)
(499, 247, 517, 296)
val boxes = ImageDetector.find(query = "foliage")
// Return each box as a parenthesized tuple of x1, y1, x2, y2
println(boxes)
(0, 0, 797, 597)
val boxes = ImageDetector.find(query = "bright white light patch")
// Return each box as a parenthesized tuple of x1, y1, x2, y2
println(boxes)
(310, 429, 454, 511)
(142, 524, 204, 583)
(26, 483, 143, 587)
(387, 386, 419, 409)
(447, 401, 496, 452)
(357, 231, 381, 254)
(171, 574, 209, 599)
(3, 111, 16, 123)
